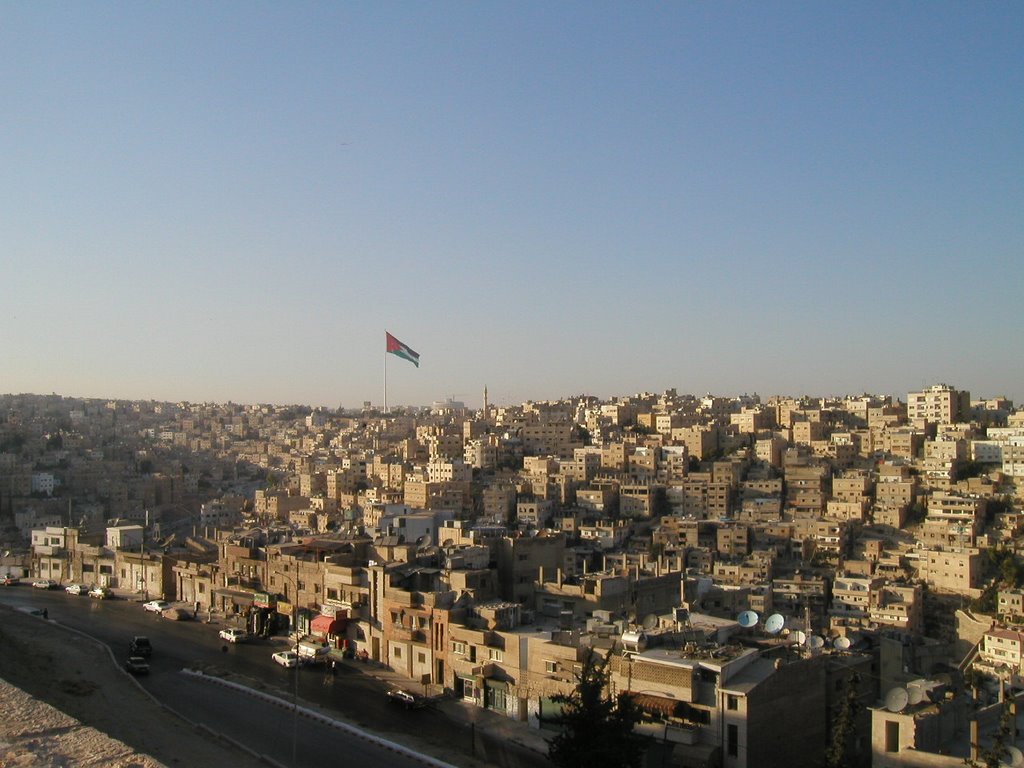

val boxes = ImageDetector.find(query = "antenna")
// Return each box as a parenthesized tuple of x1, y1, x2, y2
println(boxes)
(885, 687, 910, 713)
(737, 610, 759, 628)
(764, 614, 785, 635)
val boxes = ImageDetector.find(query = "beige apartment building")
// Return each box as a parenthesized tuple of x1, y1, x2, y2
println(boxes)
(907, 383, 971, 426)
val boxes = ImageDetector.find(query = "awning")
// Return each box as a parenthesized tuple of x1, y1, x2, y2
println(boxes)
(310, 614, 346, 635)
(631, 693, 683, 717)
(212, 588, 254, 607)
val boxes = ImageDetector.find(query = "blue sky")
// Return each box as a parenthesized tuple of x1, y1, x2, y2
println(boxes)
(3, 3, 1022, 408)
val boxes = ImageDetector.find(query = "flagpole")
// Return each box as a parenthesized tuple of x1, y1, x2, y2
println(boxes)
(383, 332, 388, 415)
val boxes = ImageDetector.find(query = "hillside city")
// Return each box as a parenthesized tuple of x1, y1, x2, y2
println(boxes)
(3, 383, 1024, 768)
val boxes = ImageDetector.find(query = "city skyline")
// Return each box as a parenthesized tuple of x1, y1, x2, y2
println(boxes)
(4, 4, 1023, 407)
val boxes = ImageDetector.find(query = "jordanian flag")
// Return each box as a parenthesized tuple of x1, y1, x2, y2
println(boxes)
(386, 332, 420, 367)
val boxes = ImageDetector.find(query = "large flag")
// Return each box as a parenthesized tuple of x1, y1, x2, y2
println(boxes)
(386, 332, 420, 367)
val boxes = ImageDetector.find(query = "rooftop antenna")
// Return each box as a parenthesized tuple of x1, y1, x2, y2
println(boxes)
(884, 686, 910, 713)
(737, 610, 759, 629)
(764, 613, 785, 635)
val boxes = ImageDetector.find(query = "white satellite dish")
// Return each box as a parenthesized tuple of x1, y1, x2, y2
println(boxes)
(737, 610, 759, 628)
(885, 687, 910, 713)
(807, 635, 825, 650)
(908, 686, 925, 705)
(793, 630, 807, 646)
(833, 636, 852, 651)
(764, 614, 785, 635)
(641, 613, 658, 631)
(1003, 745, 1024, 767)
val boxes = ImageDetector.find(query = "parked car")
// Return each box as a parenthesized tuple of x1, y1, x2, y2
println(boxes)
(125, 656, 150, 675)
(88, 586, 112, 599)
(65, 583, 88, 596)
(161, 607, 191, 621)
(0, 575, 19, 586)
(143, 600, 170, 613)
(219, 628, 248, 643)
(32, 579, 58, 589)
(129, 636, 152, 657)
(272, 651, 299, 668)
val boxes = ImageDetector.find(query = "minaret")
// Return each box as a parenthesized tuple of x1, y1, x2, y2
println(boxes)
(483, 386, 489, 421)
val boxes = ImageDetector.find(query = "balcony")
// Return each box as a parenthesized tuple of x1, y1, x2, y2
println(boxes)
(635, 721, 700, 745)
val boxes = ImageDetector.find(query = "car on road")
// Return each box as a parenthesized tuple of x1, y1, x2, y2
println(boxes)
(88, 586, 112, 599)
(1, 575, 19, 586)
(219, 628, 248, 643)
(272, 651, 300, 668)
(386, 688, 427, 709)
(125, 656, 150, 675)
(65, 583, 88, 595)
(129, 636, 152, 657)
(143, 600, 170, 613)
(32, 579, 58, 589)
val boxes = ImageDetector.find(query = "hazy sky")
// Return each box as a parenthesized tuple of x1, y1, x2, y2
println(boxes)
(4, 3, 1022, 408)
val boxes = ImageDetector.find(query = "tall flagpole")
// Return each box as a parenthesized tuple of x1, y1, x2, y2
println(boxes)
(383, 331, 388, 414)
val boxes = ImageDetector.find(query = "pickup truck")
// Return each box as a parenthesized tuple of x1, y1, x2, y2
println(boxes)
(296, 638, 331, 664)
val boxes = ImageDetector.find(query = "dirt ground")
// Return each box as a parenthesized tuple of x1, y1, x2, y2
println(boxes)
(0, 604, 266, 768)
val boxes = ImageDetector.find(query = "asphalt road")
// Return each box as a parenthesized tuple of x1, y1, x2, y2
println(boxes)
(0, 585, 469, 768)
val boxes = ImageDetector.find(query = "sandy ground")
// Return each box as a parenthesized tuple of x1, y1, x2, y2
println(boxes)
(0, 604, 267, 768)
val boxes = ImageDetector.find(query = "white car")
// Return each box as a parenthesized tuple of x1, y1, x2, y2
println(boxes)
(219, 628, 248, 643)
(272, 651, 299, 668)
(32, 579, 58, 589)
(143, 600, 171, 613)
(65, 583, 88, 595)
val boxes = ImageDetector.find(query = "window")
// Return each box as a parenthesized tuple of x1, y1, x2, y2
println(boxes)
(417, 652, 426, 664)
(885, 721, 899, 752)
(326, 588, 339, 600)
(452, 641, 467, 655)
(489, 649, 503, 662)
(727, 724, 738, 757)
(545, 660, 558, 673)
(727, 695, 738, 710)
(393, 646, 402, 659)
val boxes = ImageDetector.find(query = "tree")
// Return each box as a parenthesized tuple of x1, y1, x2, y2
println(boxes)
(824, 673, 863, 768)
(966, 699, 1014, 768)
(547, 649, 646, 768)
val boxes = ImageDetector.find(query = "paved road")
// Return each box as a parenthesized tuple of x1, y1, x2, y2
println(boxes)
(0, 586, 467, 768)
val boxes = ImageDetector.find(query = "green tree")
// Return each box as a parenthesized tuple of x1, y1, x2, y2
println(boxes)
(824, 673, 862, 768)
(965, 699, 1013, 768)
(547, 649, 646, 768)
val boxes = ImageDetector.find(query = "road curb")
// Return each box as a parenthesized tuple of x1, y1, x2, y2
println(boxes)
(183, 668, 462, 768)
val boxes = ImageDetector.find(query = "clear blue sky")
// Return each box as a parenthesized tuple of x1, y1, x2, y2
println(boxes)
(4, 3, 1022, 408)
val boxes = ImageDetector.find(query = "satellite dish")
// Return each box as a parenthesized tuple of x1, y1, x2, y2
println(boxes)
(417, 533, 433, 548)
(834, 636, 852, 651)
(737, 610, 759, 628)
(764, 614, 785, 635)
(885, 687, 910, 713)
(908, 686, 925, 706)
(793, 630, 807, 646)
(807, 635, 825, 650)
(641, 614, 658, 631)
(1004, 745, 1024, 767)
